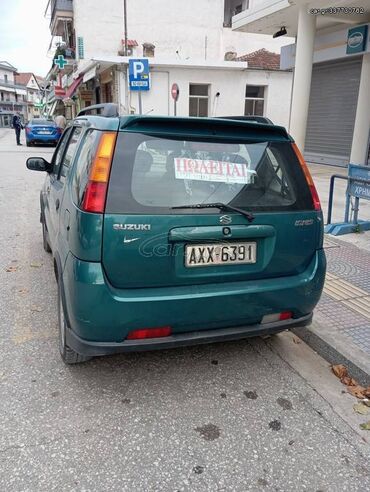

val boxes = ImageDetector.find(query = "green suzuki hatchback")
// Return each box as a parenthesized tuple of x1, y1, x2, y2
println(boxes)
(26, 104, 326, 364)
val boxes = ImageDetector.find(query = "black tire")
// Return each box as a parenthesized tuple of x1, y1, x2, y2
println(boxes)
(26, 141, 31, 147)
(58, 281, 92, 364)
(42, 222, 52, 253)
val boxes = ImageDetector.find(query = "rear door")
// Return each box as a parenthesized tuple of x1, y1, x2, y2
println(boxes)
(43, 127, 71, 247)
(103, 127, 320, 289)
(46, 126, 83, 251)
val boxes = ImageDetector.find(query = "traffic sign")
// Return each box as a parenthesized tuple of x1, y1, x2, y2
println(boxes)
(171, 83, 179, 101)
(129, 59, 150, 91)
(347, 164, 370, 200)
(54, 55, 67, 70)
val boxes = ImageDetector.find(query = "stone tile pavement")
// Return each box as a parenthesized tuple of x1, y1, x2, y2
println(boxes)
(316, 236, 370, 357)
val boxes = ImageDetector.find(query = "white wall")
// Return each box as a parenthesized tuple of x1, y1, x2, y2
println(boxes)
(73, 0, 123, 60)
(73, 0, 294, 62)
(0, 67, 15, 83)
(121, 65, 292, 128)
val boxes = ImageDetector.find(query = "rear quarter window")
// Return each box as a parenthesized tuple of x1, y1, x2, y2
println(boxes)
(71, 129, 101, 206)
(106, 133, 314, 214)
(59, 126, 83, 184)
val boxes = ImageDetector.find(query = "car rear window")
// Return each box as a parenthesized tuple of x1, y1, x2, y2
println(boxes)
(30, 119, 54, 126)
(106, 132, 314, 214)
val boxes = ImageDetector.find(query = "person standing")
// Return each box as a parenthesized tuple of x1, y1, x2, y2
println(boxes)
(54, 114, 67, 129)
(12, 113, 23, 146)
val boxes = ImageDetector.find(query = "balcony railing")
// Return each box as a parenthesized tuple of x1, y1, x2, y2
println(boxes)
(0, 79, 29, 91)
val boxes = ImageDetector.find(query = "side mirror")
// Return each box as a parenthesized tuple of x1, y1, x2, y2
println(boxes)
(26, 157, 52, 173)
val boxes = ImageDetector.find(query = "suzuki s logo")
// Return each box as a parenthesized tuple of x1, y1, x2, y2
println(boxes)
(113, 223, 151, 231)
(219, 215, 232, 225)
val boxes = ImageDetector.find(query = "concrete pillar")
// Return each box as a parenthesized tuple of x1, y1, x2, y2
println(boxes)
(350, 53, 370, 165)
(289, 5, 316, 151)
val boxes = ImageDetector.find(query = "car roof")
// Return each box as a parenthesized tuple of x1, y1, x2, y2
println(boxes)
(72, 114, 291, 142)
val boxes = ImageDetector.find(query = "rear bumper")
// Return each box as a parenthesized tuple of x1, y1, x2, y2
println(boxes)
(62, 249, 326, 354)
(26, 133, 59, 144)
(66, 313, 313, 356)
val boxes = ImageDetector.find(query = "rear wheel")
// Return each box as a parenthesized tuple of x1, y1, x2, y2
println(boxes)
(58, 282, 91, 364)
(42, 222, 52, 253)
(26, 141, 31, 147)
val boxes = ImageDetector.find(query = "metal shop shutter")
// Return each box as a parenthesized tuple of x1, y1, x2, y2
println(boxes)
(304, 57, 362, 166)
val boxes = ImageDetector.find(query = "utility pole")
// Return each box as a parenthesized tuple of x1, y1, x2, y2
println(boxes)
(123, 0, 128, 56)
(123, 0, 130, 114)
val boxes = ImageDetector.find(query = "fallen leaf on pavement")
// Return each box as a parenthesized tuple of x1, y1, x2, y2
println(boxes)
(341, 376, 357, 386)
(354, 403, 370, 415)
(18, 288, 28, 294)
(360, 421, 370, 431)
(364, 387, 370, 398)
(348, 385, 367, 399)
(363, 399, 370, 407)
(5, 266, 18, 272)
(332, 364, 348, 379)
(30, 306, 43, 313)
(30, 262, 42, 268)
(292, 336, 301, 344)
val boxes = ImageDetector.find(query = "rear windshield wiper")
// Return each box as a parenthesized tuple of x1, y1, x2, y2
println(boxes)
(172, 202, 255, 223)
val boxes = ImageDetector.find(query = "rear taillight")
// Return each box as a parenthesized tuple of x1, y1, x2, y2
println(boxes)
(56, 127, 62, 135)
(126, 326, 172, 340)
(26, 127, 31, 133)
(261, 312, 293, 324)
(81, 132, 116, 213)
(291, 143, 321, 211)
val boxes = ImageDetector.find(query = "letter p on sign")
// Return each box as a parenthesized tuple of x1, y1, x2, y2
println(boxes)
(133, 61, 145, 78)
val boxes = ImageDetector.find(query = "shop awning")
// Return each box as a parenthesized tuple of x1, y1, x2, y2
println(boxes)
(63, 76, 83, 100)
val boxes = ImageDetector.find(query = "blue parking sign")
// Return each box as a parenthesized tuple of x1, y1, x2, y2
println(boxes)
(129, 59, 150, 91)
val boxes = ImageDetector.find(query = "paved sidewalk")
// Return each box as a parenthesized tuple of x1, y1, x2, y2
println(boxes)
(297, 163, 370, 383)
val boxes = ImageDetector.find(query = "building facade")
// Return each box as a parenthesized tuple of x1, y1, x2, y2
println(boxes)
(45, 0, 293, 127)
(232, 0, 370, 167)
(0, 61, 28, 124)
(14, 73, 44, 121)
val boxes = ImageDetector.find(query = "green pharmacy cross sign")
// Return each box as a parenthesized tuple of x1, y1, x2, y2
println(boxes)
(54, 55, 67, 70)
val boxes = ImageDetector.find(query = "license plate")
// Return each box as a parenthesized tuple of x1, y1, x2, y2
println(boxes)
(38, 131, 51, 134)
(185, 242, 257, 267)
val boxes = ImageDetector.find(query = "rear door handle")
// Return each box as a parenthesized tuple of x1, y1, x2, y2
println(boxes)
(55, 199, 60, 211)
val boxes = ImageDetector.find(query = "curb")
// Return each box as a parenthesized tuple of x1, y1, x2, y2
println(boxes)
(292, 320, 370, 387)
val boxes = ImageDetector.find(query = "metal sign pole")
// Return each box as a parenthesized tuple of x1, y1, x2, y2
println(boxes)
(174, 100, 177, 116)
(138, 91, 143, 115)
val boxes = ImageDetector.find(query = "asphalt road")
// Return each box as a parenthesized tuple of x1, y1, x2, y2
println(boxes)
(0, 128, 369, 491)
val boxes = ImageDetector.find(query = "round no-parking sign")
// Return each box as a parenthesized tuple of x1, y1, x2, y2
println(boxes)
(171, 83, 179, 101)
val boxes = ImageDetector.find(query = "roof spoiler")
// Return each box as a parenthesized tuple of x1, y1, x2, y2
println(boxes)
(120, 116, 292, 142)
(78, 103, 119, 117)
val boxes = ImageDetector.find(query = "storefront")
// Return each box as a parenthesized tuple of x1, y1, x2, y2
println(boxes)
(232, 1, 370, 167)
(305, 57, 363, 166)
(0, 111, 14, 128)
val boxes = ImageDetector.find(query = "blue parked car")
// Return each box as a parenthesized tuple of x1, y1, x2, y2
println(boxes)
(25, 119, 62, 147)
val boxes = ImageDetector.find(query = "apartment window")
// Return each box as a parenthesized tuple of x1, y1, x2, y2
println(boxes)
(0, 92, 3, 101)
(4, 74, 8, 83)
(189, 84, 209, 117)
(224, 0, 249, 26)
(244, 85, 265, 116)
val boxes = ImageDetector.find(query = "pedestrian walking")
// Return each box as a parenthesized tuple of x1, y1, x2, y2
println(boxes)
(54, 114, 67, 129)
(12, 113, 23, 146)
